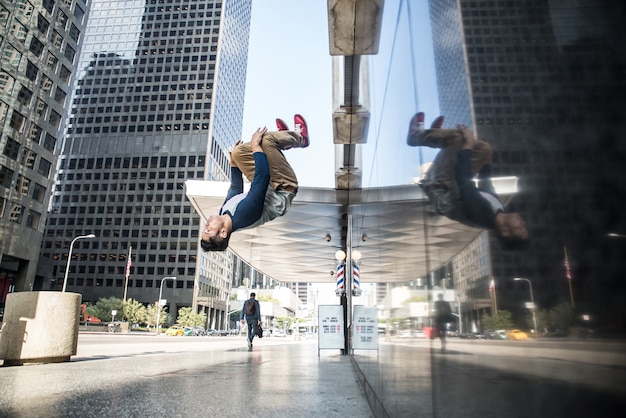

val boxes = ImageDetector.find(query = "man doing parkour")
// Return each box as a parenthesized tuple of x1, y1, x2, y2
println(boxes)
(201, 115, 309, 251)
(407, 112, 528, 246)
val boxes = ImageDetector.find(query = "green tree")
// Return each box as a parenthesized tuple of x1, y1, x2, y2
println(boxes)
(176, 307, 207, 327)
(123, 298, 147, 325)
(89, 297, 124, 322)
(145, 302, 169, 328)
(481, 310, 514, 330)
(275, 316, 295, 330)
(549, 302, 573, 331)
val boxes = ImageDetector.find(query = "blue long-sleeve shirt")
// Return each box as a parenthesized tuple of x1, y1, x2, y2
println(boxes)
(240, 298, 261, 321)
(455, 149, 504, 229)
(219, 152, 270, 231)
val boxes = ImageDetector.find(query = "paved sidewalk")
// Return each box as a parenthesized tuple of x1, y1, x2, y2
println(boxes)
(0, 334, 373, 418)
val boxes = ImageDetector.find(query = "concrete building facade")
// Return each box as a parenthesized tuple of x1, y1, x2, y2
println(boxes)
(38, 0, 252, 329)
(1, 0, 89, 310)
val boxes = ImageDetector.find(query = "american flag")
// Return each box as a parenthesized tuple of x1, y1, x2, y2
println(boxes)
(125, 258, 132, 278)
(564, 254, 572, 280)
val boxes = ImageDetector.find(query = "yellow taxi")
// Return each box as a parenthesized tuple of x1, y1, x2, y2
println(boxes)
(165, 325, 185, 336)
(506, 329, 528, 341)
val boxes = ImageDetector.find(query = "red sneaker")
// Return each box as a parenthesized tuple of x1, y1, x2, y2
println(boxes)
(276, 118, 289, 131)
(430, 115, 444, 129)
(294, 114, 309, 147)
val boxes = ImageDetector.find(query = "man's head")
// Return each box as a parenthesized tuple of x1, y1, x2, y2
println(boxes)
(495, 212, 529, 248)
(200, 215, 232, 252)
(437, 293, 444, 300)
(250, 292, 256, 298)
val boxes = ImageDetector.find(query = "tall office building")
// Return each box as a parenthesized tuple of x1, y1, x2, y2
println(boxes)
(1, 0, 89, 308)
(430, 0, 626, 317)
(39, 0, 252, 328)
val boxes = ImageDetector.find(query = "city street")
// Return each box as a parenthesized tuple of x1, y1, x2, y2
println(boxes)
(1, 333, 625, 417)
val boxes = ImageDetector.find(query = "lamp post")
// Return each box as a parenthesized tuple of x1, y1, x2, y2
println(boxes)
(62, 234, 96, 292)
(155, 276, 177, 334)
(514, 277, 538, 338)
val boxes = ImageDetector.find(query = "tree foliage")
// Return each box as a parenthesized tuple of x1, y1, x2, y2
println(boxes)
(176, 307, 207, 327)
(481, 310, 514, 330)
(275, 316, 295, 330)
(123, 298, 147, 325)
(145, 302, 169, 327)
(549, 302, 574, 331)
(88, 297, 124, 322)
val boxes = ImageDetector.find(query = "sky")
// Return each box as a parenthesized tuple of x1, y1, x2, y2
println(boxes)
(242, 0, 440, 189)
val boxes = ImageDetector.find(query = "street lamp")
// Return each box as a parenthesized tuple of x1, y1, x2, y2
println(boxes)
(156, 276, 177, 334)
(514, 277, 538, 338)
(62, 234, 96, 292)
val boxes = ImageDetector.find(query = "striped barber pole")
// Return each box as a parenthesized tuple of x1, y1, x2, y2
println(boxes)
(352, 262, 362, 296)
(335, 263, 345, 295)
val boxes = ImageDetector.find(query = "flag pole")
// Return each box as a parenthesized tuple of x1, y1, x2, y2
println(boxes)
(564, 246, 574, 307)
(123, 245, 132, 302)
(490, 277, 498, 315)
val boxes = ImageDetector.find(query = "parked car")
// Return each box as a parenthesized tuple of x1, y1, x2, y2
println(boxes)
(485, 329, 507, 340)
(206, 329, 217, 336)
(506, 329, 528, 341)
(414, 329, 426, 338)
(191, 326, 206, 336)
(165, 325, 184, 336)
(273, 329, 286, 337)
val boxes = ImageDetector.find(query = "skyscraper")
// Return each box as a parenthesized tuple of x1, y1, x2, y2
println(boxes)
(430, 0, 626, 317)
(1, 0, 89, 304)
(39, 0, 252, 328)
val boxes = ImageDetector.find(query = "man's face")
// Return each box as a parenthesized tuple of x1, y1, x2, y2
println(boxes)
(506, 213, 528, 240)
(201, 215, 223, 241)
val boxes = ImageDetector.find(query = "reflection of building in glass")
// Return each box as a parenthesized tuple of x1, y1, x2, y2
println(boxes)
(1, 1, 88, 301)
(39, 0, 253, 330)
(430, 0, 626, 321)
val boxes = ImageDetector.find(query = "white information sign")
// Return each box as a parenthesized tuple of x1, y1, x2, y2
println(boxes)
(318, 305, 345, 352)
(352, 306, 379, 350)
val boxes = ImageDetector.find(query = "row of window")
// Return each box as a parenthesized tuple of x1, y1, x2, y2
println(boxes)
(64, 278, 195, 289)
(69, 123, 210, 134)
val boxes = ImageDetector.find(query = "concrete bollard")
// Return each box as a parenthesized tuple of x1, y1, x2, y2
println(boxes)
(0, 291, 81, 366)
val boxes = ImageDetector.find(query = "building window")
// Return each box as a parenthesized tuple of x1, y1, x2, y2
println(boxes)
(2, 136, 20, 160)
(26, 210, 41, 229)
(37, 158, 51, 176)
(0, 165, 14, 188)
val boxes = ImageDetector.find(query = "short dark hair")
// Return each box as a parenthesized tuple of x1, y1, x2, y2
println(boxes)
(250, 292, 256, 297)
(200, 232, 231, 252)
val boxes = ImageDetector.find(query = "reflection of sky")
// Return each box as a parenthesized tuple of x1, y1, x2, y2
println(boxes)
(77, 0, 145, 77)
(363, 0, 440, 188)
(242, 0, 441, 189)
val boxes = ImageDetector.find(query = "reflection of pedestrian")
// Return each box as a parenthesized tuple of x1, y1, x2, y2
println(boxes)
(201, 116, 309, 251)
(240, 292, 261, 351)
(407, 112, 528, 248)
(434, 294, 452, 352)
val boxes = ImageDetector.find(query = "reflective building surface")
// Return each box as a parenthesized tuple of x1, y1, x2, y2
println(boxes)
(38, 0, 252, 328)
(1, 0, 89, 300)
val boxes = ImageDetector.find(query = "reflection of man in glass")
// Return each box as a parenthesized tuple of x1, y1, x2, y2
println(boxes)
(434, 293, 452, 353)
(407, 112, 528, 248)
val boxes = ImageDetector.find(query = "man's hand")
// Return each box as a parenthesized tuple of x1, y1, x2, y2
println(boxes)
(251, 127, 267, 153)
(457, 124, 477, 149)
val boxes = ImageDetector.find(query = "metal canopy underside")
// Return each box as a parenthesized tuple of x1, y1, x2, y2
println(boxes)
(186, 178, 518, 284)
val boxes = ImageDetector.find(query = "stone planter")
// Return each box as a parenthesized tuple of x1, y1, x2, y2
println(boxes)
(0, 291, 81, 366)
